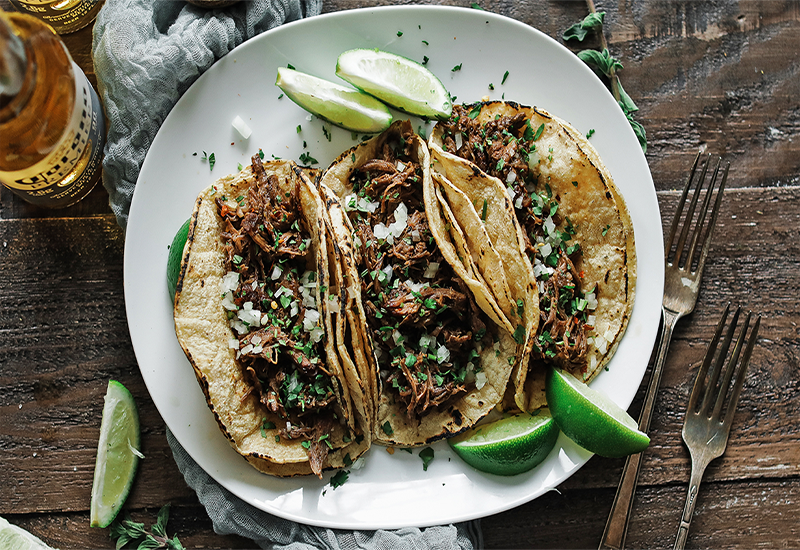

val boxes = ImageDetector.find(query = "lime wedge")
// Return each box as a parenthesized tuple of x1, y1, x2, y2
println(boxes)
(335, 48, 452, 120)
(0, 517, 57, 550)
(546, 367, 649, 458)
(90, 380, 141, 528)
(448, 410, 559, 476)
(276, 67, 393, 133)
(167, 218, 190, 302)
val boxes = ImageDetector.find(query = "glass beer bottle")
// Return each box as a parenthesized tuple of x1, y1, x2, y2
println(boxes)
(0, 10, 105, 208)
(7, 0, 105, 35)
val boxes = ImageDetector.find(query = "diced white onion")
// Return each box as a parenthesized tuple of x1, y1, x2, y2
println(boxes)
(289, 301, 299, 317)
(251, 335, 262, 346)
(396, 160, 406, 171)
(419, 334, 436, 351)
(423, 262, 439, 279)
(238, 305, 261, 328)
(228, 339, 240, 350)
(232, 115, 252, 139)
(544, 216, 556, 236)
(381, 265, 394, 284)
(240, 343, 254, 355)
(373, 222, 391, 242)
(392, 329, 403, 345)
(270, 265, 282, 280)
(405, 280, 428, 293)
(585, 292, 598, 310)
(310, 326, 324, 343)
(300, 270, 316, 285)
(221, 292, 238, 311)
(506, 171, 517, 184)
(436, 345, 450, 364)
(515, 194, 524, 209)
(587, 315, 596, 326)
(539, 243, 552, 258)
(303, 309, 320, 331)
(594, 334, 608, 354)
(455, 133, 463, 150)
(527, 150, 540, 170)
(327, 295, 340, 311)
(222, 271, 240, 292)
(230, 319, 248, 335)
(411, 230, 421, 242)
(475, 371, 487, 390)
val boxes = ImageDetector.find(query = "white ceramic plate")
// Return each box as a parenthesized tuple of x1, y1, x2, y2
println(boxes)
(125, 6, 663, 529)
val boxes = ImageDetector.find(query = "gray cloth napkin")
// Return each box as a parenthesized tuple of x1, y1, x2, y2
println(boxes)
(168, 430, 482, 550)
(93, 1, 481, 547)
(92, 0, 321, 229)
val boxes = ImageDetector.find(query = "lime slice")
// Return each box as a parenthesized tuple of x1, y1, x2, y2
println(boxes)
(90, 380, 141, 528)
(335, 48, 452, 120)
(167, 218, 190, 301)
(0, 517, 57, 550)
(448, 410, 559, 476)
(546, 367, 649, 458)
(276, 67, 393, 133)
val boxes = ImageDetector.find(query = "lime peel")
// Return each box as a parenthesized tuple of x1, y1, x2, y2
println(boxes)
(0, 517, 57, 550)
(448, 410, 559, 476)
(336, 48, 452, 120)
(90, 380, 141, 528)
(546, 367, 649, 458)
(276, 67, 393, 133)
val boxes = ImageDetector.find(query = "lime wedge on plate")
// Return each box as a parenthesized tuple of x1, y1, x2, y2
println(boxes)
(0, 517, 57, 549)
(276, 67, 393, 133)
(90, 380, 141, 528)
(546, 367, 649, 458)
(336, 48, 452, 120)
(448, 410, 559, 476)
(167, 218, 190, 301)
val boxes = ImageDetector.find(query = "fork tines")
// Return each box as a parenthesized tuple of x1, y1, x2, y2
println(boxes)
(666, 152, 729, 273)
(687, 304, 761, 427)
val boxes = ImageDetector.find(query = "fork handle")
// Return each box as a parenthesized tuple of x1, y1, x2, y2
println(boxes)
(598, 308, 681, 550)
(674, 460, 708, 550)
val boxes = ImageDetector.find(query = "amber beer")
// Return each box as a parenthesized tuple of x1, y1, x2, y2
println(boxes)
(8, 0, 104, 35)
(0, 10, 105, 208)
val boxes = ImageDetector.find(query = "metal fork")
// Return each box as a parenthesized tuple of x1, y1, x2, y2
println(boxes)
(674, 304, 761, 549)
(599, 152, 728, 550)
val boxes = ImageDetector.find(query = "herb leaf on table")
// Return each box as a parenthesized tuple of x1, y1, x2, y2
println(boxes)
(109, 505, 184, 550)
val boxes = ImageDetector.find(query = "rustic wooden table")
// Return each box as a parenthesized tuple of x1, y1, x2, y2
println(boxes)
(2, 1, 798, 548)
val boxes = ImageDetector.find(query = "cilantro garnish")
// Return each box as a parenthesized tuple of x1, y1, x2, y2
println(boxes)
(419, 447, 435, 471)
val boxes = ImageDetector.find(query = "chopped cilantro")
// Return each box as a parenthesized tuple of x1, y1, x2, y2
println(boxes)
(419, 447, 435, 471)
(330, 470, 349, 489)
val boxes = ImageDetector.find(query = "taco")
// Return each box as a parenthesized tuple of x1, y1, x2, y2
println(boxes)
(173, 156, 369, 477)
(430, 101, 636, 412)
(320, 120, 518, 446)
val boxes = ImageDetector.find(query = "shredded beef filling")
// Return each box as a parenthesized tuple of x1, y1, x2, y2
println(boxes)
(438, 104, 592, 375)
(346, 130, 491, 418)
(217, 154, 337, 476)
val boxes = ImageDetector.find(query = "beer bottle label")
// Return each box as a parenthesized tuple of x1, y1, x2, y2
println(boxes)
(1, 61, 105, 207)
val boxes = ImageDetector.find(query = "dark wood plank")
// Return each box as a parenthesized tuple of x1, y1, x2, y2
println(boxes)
(4, 478, 799, 549)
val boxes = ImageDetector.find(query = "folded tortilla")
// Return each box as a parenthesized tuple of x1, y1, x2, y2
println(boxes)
(430, 101, 636, 411)
(321, 120, 517, 446)
(174, 157, 369, 477)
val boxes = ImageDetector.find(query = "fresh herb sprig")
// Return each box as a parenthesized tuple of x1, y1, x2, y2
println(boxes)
(562, 5, 647, 152)
(109, 505, 184, 550)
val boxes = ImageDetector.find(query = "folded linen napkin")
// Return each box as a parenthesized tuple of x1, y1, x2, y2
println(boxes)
(93, 2, 481, 547)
